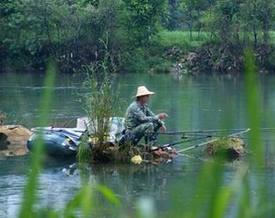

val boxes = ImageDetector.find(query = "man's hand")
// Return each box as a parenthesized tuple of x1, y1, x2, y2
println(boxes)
(158, 113, 168, 119)
(160, 125, 167, 133)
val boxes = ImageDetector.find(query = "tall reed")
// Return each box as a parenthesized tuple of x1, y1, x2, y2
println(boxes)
(78, 40, 124, 162)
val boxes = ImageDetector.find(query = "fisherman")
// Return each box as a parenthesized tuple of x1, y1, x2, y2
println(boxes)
(123, 86, 168, 146)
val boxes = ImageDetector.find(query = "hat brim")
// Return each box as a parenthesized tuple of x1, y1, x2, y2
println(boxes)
(133, 92, 154, 98)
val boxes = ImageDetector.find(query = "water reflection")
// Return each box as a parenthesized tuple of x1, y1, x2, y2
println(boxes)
(82, 161, 185, 216)
(0, 175, 26, 218)
(0, 152, 195, 217)
(1, 147, 275, 217)
(1, 72, 275, 216)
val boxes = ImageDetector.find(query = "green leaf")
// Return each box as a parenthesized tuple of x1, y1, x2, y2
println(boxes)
(96, 184, 122, 206)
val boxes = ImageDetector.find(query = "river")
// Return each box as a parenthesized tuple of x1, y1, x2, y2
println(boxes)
(1, 72, 275, 217)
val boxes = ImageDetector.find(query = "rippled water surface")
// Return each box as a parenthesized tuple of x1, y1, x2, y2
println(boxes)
(1, 72, 275, 217)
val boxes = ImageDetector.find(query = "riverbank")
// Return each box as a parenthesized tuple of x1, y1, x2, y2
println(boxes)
(166, 43, 275, 75)
(2, 30, 275, 75)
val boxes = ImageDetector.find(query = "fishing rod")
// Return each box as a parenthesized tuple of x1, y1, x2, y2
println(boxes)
(160, 127, 275, 136)
(160, 128, 248, 135)
(177, 128, 251, 153)
(150, 135, 212, 152)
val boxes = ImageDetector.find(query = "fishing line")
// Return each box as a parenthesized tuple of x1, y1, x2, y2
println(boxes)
(161, 127, 275, 136)
(151, 135, 212, 152)
(160, 128, 247, 135)
(239, 137, 275, 142)
(177, 128, 251, 153)
(175, 135, 212, 144)
(178, 153, 212, 163)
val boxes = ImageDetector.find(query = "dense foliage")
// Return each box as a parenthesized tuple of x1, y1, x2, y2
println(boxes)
(0, 0, 167, 73)
(1, 0, 275, 73)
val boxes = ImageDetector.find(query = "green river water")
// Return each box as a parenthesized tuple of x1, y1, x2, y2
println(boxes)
(1, 72, 275, 217)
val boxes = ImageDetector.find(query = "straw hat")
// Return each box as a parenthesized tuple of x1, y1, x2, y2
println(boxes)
(134, 86, 155, 98)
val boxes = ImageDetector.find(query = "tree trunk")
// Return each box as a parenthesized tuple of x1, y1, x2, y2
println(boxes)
(188, 23, 193, 41)
(252, 1, 258, 48)
(263, 0, 270, 45)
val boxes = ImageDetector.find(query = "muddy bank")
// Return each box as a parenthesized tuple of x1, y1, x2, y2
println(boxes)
(169, 43, 275, 75)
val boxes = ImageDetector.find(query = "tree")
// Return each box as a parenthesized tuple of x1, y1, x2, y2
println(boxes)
(178, 0, 213, 39)
(1, 0, 94, 70)
(166, 0, 181, 30)
(0, 0, 124, 72)
(122, 0, 168, 46)
(260, 0, 275, 45)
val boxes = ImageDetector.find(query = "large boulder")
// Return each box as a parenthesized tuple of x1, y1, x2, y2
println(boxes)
(204, 137, 246, 160)
(0, 125, 32, 157)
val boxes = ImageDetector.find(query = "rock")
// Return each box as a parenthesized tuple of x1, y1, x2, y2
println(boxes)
(0, 125, 32, 157)
(0, 114, 6, 125)
(186, 52, 198, 66)
(0, 132, 8, 150)
(204, 137, 246, 160)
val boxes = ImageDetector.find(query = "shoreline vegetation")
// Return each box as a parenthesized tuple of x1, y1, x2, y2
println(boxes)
(1, 1, 275, 75)
(2, 30, 275, 75)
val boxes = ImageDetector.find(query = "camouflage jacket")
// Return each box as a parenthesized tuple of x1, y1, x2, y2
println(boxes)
(124, 99, 163, 130)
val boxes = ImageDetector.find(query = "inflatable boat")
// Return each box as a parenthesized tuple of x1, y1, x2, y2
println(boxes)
(27, 127, 86, 157)
(27, 117, 125, 157)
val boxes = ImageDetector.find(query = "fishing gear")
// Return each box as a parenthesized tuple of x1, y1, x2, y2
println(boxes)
(177, 128, 251, 153)
(150, 135, 212, 152)
(160, 128, 249, 136)
(161, 127, 275, 136)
